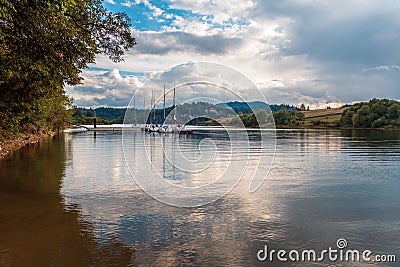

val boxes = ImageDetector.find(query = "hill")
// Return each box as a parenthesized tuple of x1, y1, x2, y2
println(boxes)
(217, 101, 298, 114)
(301, 107, 346, 127)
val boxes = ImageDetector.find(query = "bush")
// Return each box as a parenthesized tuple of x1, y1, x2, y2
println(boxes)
(340, 99, 400, 128)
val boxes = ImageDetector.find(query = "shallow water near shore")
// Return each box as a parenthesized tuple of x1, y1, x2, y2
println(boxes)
(0, 129, 399, 266)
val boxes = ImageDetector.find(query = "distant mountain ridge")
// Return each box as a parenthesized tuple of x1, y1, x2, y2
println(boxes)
(218, 101, 299, 114)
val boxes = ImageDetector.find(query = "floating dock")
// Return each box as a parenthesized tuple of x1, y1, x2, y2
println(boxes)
(79, 125, 192, 134)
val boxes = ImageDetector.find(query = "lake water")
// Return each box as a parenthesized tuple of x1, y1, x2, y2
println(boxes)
(0, 129, 399, 266)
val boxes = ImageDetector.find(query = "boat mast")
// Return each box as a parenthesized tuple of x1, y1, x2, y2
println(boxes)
(143, 97, 146, 124)
(173, 83, 176, 126)
(163, 84, 166, 124)
(133, 95, 136, 124)
(151, 90, 154, 124)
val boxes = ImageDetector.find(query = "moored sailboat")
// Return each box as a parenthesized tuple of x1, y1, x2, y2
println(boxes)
(158, 84, 191, 134)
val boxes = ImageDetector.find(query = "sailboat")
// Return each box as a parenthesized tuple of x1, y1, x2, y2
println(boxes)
(158, 84, 191, 134)
(147, 90, 159, 132)
(159, 84, 172, 133)
(132, 95, 140, 128)
(140, 97, 148, 131)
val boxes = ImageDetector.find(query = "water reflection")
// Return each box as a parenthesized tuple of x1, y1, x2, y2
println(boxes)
(0, 135, 134, 267)
(1, 129, 399, 266)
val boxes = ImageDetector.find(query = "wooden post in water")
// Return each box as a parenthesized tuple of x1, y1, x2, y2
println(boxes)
(93, 117, 97, 128)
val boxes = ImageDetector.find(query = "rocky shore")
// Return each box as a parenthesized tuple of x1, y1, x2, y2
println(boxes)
(0, 130, 54, 159)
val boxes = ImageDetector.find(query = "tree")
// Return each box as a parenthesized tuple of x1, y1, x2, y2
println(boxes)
(352, 113, 360, 127)
(340, 99, 400, 128)
(255, 110, 268, 124)
(73, 107, 83, 118)
(341, 109, 355, 126)
(0, 0, 136, 131)
(292, 110, 305, 121)
(273, 109, 290, 125)
(371, 117, 387, 128)
(388, 103, 400, 120)
(357, 105, 371, 127)
(371, 102, 387, 118)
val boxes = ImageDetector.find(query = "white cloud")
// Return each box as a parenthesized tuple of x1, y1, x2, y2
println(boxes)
(70, 0, 400, 107)
(121, 0, 133, 7)
(66, 69, 143, 107)
(105, 0, 116, 4)
(362, 65, 400, 72)
(132, 0, 164, 17)
(170, 0, 256, 24)
(164, 13, 173, 19)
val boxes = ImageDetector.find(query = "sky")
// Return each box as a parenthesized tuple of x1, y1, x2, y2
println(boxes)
(66, 0, 400, 108)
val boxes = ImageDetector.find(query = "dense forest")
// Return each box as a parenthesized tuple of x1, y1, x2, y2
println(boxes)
(0, 0, 135, 134)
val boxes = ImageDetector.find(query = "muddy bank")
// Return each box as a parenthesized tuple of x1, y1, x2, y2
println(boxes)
(0, 130, 54, 159)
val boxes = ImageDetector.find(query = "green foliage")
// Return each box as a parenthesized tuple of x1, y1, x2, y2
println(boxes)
(311, 119, 322, 126)
(0, 0, 136, 132)
(239, 112, 258, 127)
(273, 109, 305, 126)
(273, 109, 290, 125)
(341, 109, 355, 126)
(357, 105, 371, 127)
(25, 95, 72, 131)
(388, 103, 400, 120)
(340, 99, 400, 128)
(371, 117, 387, 128)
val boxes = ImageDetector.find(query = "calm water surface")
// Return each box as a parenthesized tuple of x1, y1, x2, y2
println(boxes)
(0, 129, 399, 266)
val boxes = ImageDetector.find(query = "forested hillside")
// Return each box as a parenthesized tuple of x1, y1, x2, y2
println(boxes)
(72, 101, 298, 125)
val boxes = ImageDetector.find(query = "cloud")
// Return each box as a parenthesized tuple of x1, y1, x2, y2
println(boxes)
(69, 0, 400, 107)
(250, 0, 400, 103)
(121, 0, 133, 8)
(169, 0, 256, 24)
(363, 65, 400, 72)
(122, 0, 164, 17)
(132, 30, 243, 55)
(66, 69, 143, 107)
(258, 79, 345, 108)
(255, 0, 400, 68)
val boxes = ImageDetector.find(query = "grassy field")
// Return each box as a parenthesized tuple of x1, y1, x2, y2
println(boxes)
(197, 106, 348, 128)
(301, 107, 347, 127)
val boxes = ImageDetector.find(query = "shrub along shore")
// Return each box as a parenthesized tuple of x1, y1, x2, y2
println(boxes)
(0, 128, 55, 159)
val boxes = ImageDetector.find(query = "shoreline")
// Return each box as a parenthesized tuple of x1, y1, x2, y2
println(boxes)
(275, 125, 400, 130)
(0, 130, 55, 159)
(1, 126, 399, 159)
